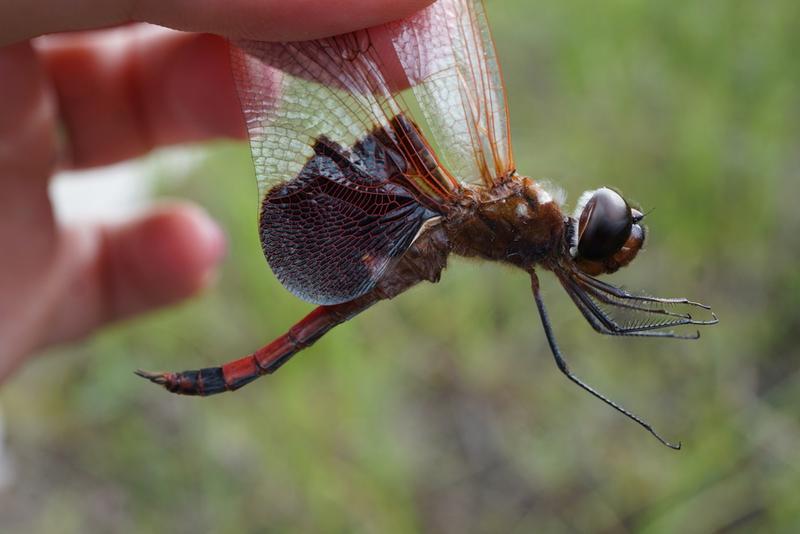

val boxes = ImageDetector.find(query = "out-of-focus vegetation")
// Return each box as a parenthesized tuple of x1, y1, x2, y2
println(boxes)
(3, 0, 800, 531)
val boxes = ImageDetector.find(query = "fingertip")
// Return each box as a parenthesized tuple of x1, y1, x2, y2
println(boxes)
(111, 203, 227, 315)
(26, 204, 227, 354)
(155, 202, 227, 276)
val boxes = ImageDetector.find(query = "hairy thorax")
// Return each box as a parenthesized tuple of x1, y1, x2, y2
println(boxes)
(443, 175, 566, 269)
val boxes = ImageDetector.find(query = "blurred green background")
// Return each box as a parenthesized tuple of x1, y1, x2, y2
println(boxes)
(3, 0, 800, 532)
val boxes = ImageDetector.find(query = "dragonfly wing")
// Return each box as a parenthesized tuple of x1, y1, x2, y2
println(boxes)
(387, 0, 515, 187)
(230, 1, 512, 304)
(259, 134, 437, 305)
(231, 37, 450, 304)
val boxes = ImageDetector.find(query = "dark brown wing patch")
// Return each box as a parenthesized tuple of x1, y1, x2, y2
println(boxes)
(260, 133, 439, 305)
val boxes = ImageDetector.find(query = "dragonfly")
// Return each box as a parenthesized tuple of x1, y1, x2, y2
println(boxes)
(137, 0, 718, 448)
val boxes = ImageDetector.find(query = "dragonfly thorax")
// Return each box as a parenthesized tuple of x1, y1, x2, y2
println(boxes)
(444, 176, 567, 268)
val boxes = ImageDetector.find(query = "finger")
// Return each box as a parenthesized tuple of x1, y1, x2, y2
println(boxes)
(39, 28, 246, 169)
(0, 41, 57, 186)
(0, 42, 60, 382)
(39, 21, 421, 170)
(0, 42, 58, 260)
(1, 0, 435, 47)
(40, 203, 226, 351)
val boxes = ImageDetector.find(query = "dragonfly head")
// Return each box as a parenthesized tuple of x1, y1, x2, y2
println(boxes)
(568, 187, 645, 276)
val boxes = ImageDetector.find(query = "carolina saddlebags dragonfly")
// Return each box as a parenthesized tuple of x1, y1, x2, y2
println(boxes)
(137, 0, 717, 448)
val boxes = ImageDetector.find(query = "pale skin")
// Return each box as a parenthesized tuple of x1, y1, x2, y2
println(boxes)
(0, 0, 434, 382)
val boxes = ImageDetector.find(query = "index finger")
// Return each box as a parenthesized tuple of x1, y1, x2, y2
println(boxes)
(0, 0, 435, 47)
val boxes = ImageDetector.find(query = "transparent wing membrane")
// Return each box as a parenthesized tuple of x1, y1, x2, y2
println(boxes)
(231, 0, 514, 202)
(389, 0, 514, 185)
(231, 35, 440, 201)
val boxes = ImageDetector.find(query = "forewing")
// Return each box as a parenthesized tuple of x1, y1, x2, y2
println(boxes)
(388, 0, 514, 186)
(231, 34, 458, 204)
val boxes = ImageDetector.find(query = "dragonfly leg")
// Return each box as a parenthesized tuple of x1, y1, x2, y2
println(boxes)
(136, 296, 376, 396)
(530, 270, 681, 450)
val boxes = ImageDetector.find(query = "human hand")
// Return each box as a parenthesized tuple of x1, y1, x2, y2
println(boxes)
(0, 0, 433, 381)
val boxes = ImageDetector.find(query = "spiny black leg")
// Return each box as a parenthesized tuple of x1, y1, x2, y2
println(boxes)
(530, 271, 681, 450)
(571, 281, 701, 337)
(565, 285, 693, 339)
(563, 276, 701, 338)
(575, 271, 717, 315)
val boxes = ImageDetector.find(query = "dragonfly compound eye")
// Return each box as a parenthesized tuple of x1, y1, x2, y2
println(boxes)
(577, 187, 633, 261)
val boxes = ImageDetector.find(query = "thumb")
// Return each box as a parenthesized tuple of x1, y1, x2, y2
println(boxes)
(1, 0, 435, 46)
